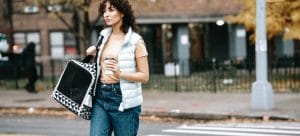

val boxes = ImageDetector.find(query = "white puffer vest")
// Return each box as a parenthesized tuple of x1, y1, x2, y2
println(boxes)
(94, 27, 143, 111)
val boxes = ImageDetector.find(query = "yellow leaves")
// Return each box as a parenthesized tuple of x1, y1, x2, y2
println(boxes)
(226, 8, 255, 31)
(225, 0, 255, 31)
(287, 0, 300, 9)
(69, 0, 86, 7)
(266, 0, 285, 3)
(47, 0, 68, 5)
(284, 23, 300, 40)
(226, 0, 300, 41)
(267, 14, 285, 35)
(291, 9, 300, 22)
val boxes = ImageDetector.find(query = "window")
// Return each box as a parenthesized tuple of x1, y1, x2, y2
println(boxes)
(50, 31, 77, 59)
(0, 33, 9, 53)
(27, 32, 41, 55)
(13, 32, 41, 55)
(14, 33, 26, 46)
(47, 5, 63, 12)
(47, 4, 73, 12)
(24, 5, 39, 14)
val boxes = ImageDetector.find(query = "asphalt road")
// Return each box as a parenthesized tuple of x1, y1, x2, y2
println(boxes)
(1, 116, 300, 136)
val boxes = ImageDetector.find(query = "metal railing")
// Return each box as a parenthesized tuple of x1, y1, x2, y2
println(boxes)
(143, 58, 300, 92)
(22, 56, 300, 93)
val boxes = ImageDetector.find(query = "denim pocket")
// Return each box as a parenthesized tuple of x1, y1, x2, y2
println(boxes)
(112, 86, 122, 96)
(100, 85, 122, 108)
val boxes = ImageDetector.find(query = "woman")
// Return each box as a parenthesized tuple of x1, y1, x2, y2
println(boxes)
(86, 0, 149, 135)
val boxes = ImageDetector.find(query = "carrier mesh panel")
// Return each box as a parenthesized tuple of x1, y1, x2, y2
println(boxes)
(57, 61, 92, 105)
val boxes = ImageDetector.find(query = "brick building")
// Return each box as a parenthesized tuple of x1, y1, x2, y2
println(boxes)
(11, 0, 76, 58)
(0, 0, 12, 52)
(1, 0, 299, 77)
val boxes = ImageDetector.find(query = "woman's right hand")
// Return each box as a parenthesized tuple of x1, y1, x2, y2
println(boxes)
(86, 46, 96, 56)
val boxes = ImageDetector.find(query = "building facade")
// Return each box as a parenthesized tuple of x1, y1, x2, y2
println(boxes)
(11, 0, 77, 58)
(0, 0, 12, 53)
(1, 0, 299, 77)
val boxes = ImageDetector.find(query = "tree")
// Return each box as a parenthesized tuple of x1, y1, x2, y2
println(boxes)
(1, 0, 13, 49)
(36, 0, 100, 56)
(226, 0, 300, 42)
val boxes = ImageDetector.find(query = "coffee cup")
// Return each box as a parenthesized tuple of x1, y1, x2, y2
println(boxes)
(104, 57, 115, 75)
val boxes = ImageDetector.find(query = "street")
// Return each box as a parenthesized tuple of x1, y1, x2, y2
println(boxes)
(1, 0, 300, 136)
(1, 116, 300, 136)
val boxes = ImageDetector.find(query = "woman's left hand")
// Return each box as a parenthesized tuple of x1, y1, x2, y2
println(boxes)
(105, 59, 121, 78)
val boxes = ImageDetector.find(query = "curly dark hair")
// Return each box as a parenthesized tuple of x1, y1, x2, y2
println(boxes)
(99, 0, 138, 33)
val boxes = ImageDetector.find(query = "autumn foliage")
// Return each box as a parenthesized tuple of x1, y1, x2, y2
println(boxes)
(226, 0, 300, 41)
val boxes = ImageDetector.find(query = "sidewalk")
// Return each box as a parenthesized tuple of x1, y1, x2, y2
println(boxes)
(0, 89, 299, 121)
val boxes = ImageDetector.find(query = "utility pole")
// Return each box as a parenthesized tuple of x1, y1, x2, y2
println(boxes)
(251, 0, 274, 110)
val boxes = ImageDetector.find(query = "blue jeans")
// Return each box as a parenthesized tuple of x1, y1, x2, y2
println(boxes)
(90, 83, 141, 136)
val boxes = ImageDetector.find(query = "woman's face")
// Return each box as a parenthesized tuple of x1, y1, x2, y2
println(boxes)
(103, 2, 124, 27)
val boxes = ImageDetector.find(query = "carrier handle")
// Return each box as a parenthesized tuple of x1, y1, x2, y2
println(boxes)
(82, 35, 104, 63)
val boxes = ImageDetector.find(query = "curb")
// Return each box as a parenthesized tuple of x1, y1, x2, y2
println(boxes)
(142, 111, 298, 122)
(1, 107, 298, 122)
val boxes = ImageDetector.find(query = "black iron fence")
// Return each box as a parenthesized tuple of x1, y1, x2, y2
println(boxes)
(3, 55, 298, 92)
(143, 58, 300, 92)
